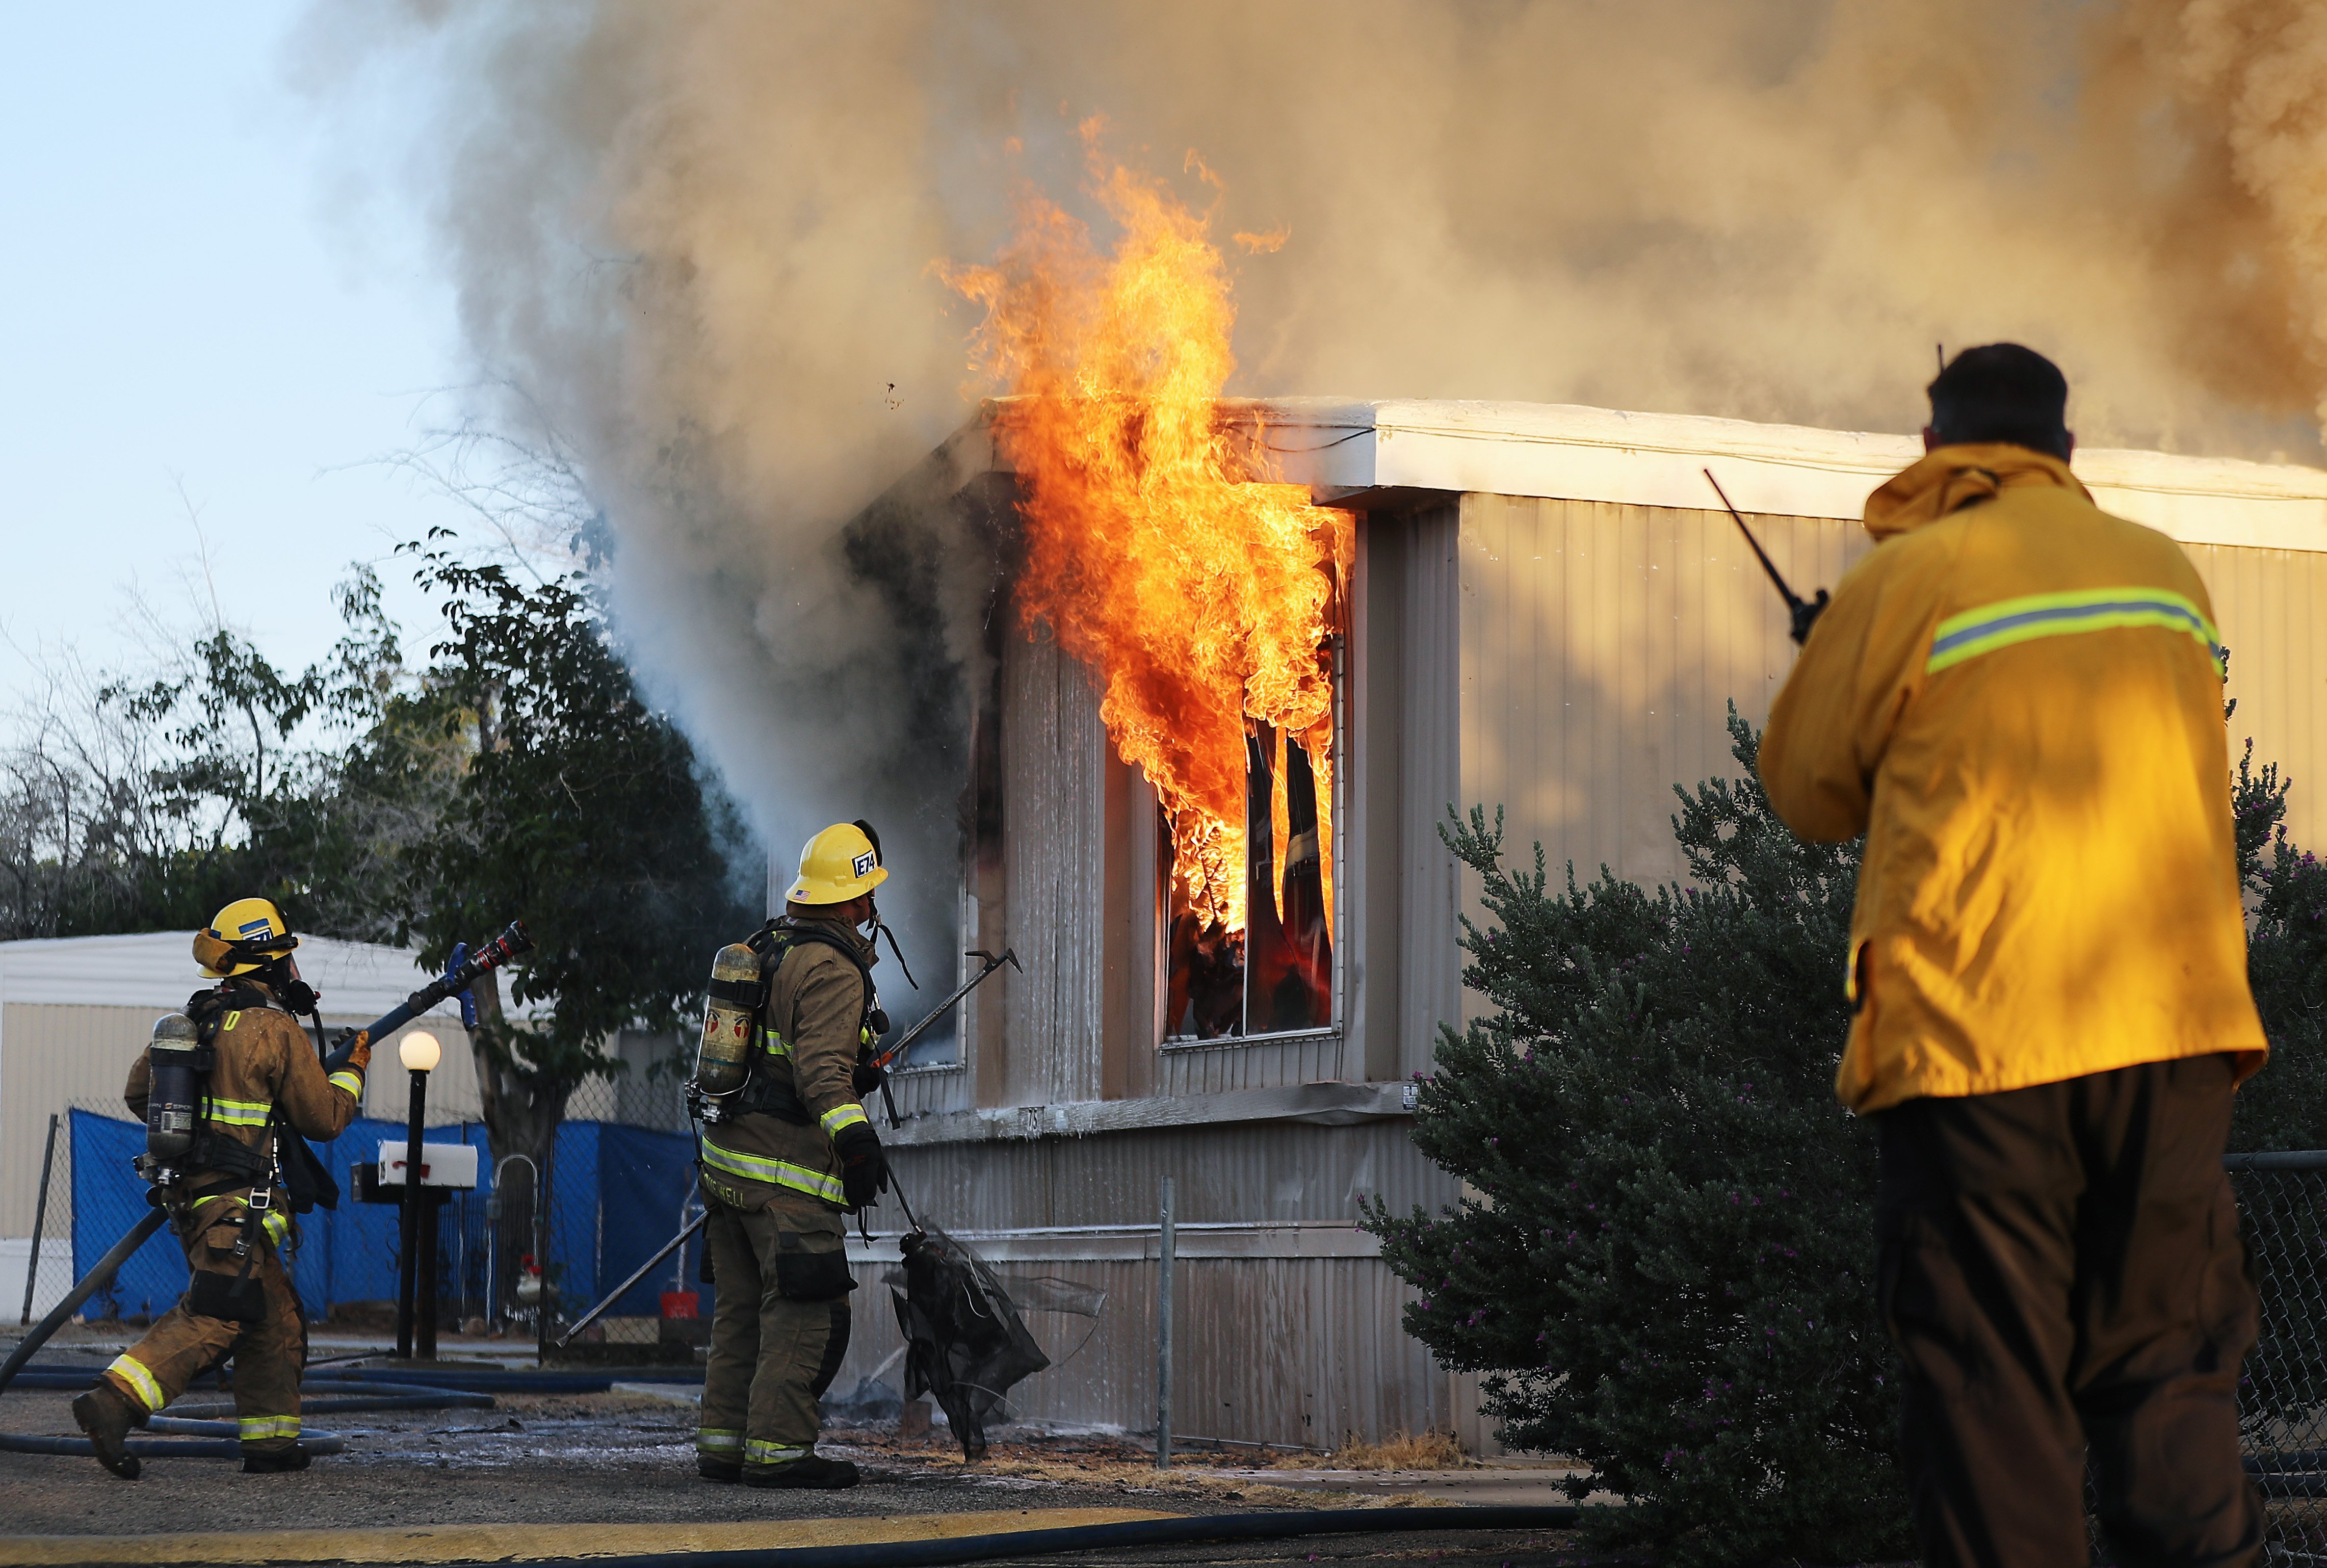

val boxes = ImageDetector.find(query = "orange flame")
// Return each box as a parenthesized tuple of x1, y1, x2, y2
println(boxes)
(942, 136, 1350, 935)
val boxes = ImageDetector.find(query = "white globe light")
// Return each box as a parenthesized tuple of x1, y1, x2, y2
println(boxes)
(399, 1030, 442, 1073)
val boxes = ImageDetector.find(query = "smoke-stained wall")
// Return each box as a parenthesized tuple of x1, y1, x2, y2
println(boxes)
(296, 0, 2327, 996)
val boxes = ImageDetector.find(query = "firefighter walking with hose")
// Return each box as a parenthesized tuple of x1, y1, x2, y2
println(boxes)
(71, 898, 373, 1480)
(689, 822, 896, 1491)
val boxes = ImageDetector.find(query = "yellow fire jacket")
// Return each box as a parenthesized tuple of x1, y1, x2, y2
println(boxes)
(697, 916, 876, 1227)
(1759, 443, 2267, 1114)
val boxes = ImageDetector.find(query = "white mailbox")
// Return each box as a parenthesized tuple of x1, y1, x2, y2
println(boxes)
(377, 1140, 480, 1190)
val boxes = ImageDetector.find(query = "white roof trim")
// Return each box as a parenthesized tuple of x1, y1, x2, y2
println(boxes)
(0, 932, 459, 1020)
(961, 398, 2327, 554)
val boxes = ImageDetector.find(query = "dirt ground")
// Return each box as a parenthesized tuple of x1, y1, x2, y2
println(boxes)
(0, 1369, 1588, 1565)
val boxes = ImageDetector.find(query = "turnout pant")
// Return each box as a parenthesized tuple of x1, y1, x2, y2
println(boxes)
(1874, 1054, 2262, 1568)
(101, 1200, 306, 1455)
(699, 1201, 852, 1471)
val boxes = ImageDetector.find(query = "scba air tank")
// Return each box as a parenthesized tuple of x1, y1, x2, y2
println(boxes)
(694, 944, 763, 1096)
(144, 1013, 202, 1162)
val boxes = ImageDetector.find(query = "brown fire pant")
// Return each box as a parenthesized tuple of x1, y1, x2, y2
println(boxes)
(699, 1201, 852, 1471)
(1874, 1054, 2262, 1568)
(101, 1199, 306, 1455)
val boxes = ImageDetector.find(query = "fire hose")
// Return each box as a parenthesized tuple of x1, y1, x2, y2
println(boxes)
(0, 1368, 498, 1460)
(466, 1507, 1585, 1568)
(0, 922, 535, 1461)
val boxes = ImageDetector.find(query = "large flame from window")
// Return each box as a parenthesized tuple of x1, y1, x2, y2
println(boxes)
(941, 131, 1350, 945)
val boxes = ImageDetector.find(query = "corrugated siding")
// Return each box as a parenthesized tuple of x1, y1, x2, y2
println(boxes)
(1156, 1033, 1351, 1096)
(835, 1122, 1461, 1446)
(876, 1120, 1444, 1231)
(2187, 543, 2327, 852)
(1000, 627, 1108, 1106)
(1456, 495, 2327, 891)
(1457, 493, 1861, 893)
(0, 1003, 464, 1234)
(1400, 505, 1463, 1072)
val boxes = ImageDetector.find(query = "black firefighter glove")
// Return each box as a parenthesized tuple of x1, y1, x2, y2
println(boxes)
(833, 1122, 890, 1211)
(851, 1058, 887, 1098)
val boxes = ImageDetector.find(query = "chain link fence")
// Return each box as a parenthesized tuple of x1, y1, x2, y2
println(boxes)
(2228, 1152, 2327, 1565)
(27, 1046, 705, 1358)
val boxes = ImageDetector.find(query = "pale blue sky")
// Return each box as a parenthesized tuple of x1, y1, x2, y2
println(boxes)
(0, 5, 465, 707)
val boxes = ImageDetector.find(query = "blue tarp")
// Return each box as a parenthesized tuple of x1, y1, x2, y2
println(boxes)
(69, 1108, 704, 1322)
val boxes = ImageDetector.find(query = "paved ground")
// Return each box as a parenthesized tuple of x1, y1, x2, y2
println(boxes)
(1, 1335, 1588, 1564)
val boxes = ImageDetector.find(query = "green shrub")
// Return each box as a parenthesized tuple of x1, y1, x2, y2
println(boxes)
(2232, 740, 2327, 1150)
(1366, 711, 2327, 1565)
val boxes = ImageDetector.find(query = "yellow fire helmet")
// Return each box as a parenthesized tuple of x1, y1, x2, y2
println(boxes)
(788, 822, 890, 906)
(193, 897, 300, 978)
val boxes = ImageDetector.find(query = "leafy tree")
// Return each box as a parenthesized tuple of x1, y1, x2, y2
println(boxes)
(387, 529, 760, 1166)
(0, 570, 411, 939)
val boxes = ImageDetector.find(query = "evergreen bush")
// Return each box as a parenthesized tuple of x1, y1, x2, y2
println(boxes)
(1367, 707, 2326, 1565)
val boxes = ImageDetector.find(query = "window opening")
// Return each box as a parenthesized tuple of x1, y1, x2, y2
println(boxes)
(1161, 696, 1337, 1042)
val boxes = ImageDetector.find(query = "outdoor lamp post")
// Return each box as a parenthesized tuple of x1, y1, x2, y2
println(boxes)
(393, 1030, 440, 1360)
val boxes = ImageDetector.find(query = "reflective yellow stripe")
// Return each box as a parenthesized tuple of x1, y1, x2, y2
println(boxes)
(107, 1354, 165, 1414)
(186, 1192, 285, 1246)
(696, 1427, 744, 1452)
(819, 1103, 869, 1137)
(201, 1095, 272, 1127)
(222, 1010, 242, 1030)
(698, 1137, 845, 1204)
(762, 1029, 792, 1059)
(745, 1439, 810, 1465)
(327, 1070, 364, 1099)
(1927, 587, 2225, 676)
(238, 1414, 301, 1440)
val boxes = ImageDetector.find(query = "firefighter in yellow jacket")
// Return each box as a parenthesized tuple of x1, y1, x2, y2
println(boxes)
(693, 823, 893, 1490)
(1761, 345, 2268, 1568)
(71, 899, 371, 1480)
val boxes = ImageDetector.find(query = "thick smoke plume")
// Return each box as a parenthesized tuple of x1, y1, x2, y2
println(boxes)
(302, 1, 2327, 1016)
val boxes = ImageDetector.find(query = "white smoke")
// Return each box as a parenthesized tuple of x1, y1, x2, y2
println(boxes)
(293, 0, 2327, 1002)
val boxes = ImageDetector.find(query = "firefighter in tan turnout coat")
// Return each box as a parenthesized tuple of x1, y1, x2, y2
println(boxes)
(692, 823, 894, 1490)
(72, 899, 371, 1479)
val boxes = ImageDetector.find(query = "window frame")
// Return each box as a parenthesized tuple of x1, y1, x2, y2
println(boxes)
(1155, 633, 1347, 1053)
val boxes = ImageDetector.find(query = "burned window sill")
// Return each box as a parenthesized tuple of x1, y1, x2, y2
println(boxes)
(1157, 1025, 1340, 1055)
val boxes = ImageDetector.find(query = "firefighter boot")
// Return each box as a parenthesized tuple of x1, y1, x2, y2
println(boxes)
(743, 1454, 859, 1490)
(71, 1385, 144, 1481)
(698, 1455, 742, 1483)
(243, 1444, 311, 1474)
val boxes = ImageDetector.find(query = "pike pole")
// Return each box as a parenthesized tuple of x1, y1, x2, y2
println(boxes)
(866, 948, 1021, 1127)
(0, 922, 535, 1397)
(556, 1211, 710, 1349)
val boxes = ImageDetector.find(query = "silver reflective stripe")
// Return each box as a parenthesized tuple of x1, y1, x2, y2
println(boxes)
(698, 1137, 846, 1205)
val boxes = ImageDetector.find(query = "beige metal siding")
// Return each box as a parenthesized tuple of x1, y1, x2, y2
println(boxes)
(1456, 495, 2327, 900)
(2187, 543, 2327, 851)
(1399, 505, 1464, 1076)
(835, 1120, 1458, 1447)
(1457, 493, 1862, 896)
(1000, 626, 1108, 1106)
(1155, 1034, 1352, 1096)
